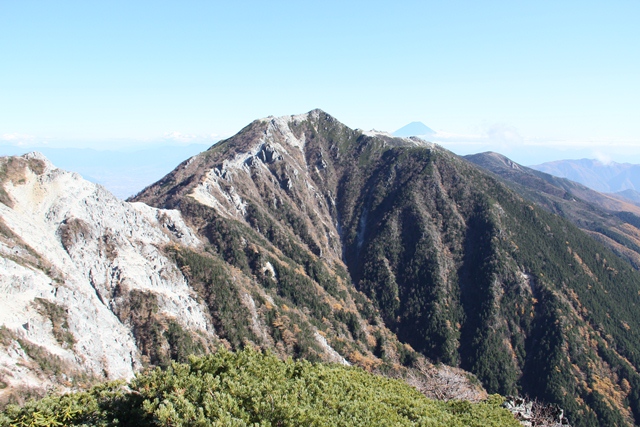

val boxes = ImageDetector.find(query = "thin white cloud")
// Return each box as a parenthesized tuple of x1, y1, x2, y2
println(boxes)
(414, 121, 640, 164)
(592, 151, 613, 165)
(429, 124, 640, 151)
(162, 131, 197, 143)
(485, 123, 523, 145)
(523, 136, 640, 149)
(427, 122, 523, 146)
(162, 131, 222, 145)
(0, 133, 38, 146)
(429, 131, 485, 144)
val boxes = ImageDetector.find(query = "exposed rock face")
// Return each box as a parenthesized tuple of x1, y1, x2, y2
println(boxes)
(503, 396, 570, 427)
(0, 153, 209, 399)
(0, 150, 464, 405)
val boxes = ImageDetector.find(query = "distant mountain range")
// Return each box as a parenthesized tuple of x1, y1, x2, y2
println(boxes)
(530, 159, 640, 204)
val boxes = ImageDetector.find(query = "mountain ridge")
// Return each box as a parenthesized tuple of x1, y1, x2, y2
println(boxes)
(3, 110, 640, 425)
(135, 110, 640, 426)
(0, 152, 210, 395)
(465, 151, 640, 269)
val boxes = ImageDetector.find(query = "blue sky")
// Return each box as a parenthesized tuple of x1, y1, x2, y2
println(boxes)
(1, 1, 639, 164)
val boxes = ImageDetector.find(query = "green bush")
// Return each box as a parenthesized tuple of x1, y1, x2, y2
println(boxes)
(1, 349, 520, 427)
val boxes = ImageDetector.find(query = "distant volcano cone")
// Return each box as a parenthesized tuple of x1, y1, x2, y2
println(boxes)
(393, 121, 435, 137)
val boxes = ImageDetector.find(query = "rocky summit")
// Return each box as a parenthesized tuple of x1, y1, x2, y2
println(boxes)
(3, 110, 640, 426)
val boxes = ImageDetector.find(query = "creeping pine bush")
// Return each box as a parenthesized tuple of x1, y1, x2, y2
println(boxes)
(1, 348, 519, 427)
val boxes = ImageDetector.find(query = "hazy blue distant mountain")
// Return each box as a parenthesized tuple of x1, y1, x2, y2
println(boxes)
(393, 121, 435, 137)
(613, 189, 640, 205)
(0, 144, 210, 199)
(530, 159, 640, 194)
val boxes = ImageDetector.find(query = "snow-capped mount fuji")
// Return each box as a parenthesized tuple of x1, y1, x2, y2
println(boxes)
(393, 121, 436, 138)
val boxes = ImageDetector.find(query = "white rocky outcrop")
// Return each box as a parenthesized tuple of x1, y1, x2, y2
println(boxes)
(189, 114, 311, 219)
(0, 153, 212, 397)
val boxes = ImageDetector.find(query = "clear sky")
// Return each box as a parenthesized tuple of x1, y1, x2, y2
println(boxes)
(1, 1, 639, 164)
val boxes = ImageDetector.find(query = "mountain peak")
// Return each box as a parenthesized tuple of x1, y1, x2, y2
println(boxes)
(530, 158, 640, 193)
(258, 108, 328, 126)
(23, 151, 55, 168)
(465, 151, 523, 171)
(393, 121, 435, 137)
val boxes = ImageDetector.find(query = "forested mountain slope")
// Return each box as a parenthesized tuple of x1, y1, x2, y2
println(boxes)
(465, 151, 640, 269)
(134, 110, 640, 426)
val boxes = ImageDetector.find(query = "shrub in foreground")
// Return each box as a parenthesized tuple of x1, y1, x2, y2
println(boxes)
(1, 348, 519, 426)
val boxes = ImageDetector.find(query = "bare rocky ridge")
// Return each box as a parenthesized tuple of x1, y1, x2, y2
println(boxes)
(502, 396, 570, 427)
(0, 153, 210, 401)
